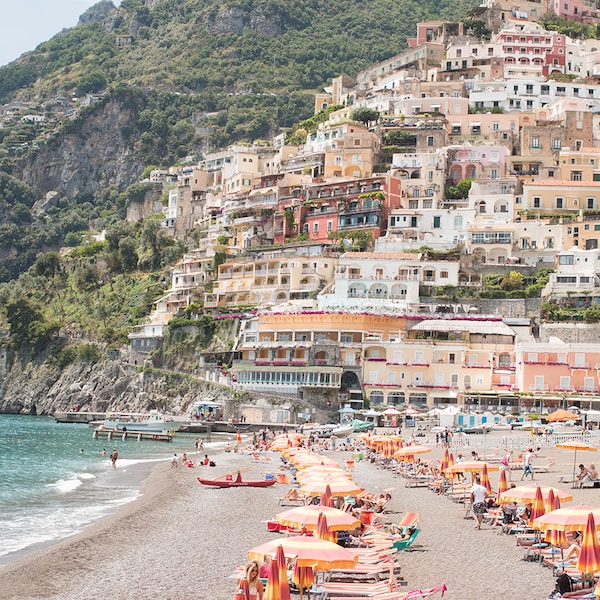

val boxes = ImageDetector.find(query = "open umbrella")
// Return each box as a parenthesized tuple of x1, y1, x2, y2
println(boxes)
(292, 564, 314, 600)
(547, 409, 579, 422)
(445, 461, 499, 474)
(533, 505, 600, 533)
(393, 445, 432, 460)
(499, 485, 573, 505)
(276, 505, 360, 532)
(248, 535, 358, 570)
(556, 441, 597, 488)
(577, 512, 600, 579)
(299, 477, 363, 497)
(264, 544, 291, 600)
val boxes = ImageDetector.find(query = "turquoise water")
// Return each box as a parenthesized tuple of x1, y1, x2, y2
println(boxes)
(0, 415, 225, 564)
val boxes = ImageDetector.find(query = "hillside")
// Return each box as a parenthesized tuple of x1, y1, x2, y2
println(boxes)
(0, 0, 478, 178)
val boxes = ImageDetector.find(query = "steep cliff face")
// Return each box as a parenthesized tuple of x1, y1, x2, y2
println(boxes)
(0, 356, 236, 416)
(17, 96, 145, 197)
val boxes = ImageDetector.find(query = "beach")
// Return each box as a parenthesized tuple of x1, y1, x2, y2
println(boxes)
(0, 431, 595, 600)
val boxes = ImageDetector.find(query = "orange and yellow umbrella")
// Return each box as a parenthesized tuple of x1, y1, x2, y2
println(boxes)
(264, 544, 291, 600)
(480, 463, 492, 495)
(316, 512, 337, 544)
(276, 505, 360, 532)
(499, 485, 573, 505)
(498, 469, 509, 494)
(577, 512, 600, 577)
(533, 505, 600, 533)
(248, 535, 358, 570)
(292, 564, 314, 600)
(393, 445, 432, 461)
(556, 441, 598, 486)
(299, 477, 363, 497)
(529, 484, 546, 525)
(445, 461, 499, 474)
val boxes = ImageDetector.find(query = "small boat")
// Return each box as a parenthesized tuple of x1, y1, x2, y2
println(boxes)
(197, 475, 277, 488)
(314, 423, 354, 438)
(91, 410, 184, 434)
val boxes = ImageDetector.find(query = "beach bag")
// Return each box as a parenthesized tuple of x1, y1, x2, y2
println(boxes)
(556, 573, 572, 594)
(209, 460, 216, 467)
(501, 456, 509, 466)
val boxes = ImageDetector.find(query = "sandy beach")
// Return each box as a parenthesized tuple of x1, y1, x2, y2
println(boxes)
(0, 431, 596, 600)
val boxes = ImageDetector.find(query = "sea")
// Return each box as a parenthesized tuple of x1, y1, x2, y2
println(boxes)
(0, 414, 230, 565)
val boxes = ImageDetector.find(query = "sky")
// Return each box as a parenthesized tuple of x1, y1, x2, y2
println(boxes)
(0, 1, 119, 67)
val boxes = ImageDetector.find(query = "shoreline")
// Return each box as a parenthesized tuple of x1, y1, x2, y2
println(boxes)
(0, 431, 596, 599)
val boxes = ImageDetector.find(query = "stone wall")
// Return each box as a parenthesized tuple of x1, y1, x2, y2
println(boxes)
(539, 323, 600, 344)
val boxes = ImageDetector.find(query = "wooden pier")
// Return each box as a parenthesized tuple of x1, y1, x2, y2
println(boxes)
(92, 428, 175, 442)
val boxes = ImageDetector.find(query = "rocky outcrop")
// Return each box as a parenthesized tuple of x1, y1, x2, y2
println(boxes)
(205, 6, 285, 36)
(16, 96, 145, 197)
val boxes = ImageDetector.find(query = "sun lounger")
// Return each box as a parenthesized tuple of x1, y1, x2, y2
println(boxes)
(403, 474, 432, 488)
(392, 529, 419, 551)
(277, 489, 306, 506)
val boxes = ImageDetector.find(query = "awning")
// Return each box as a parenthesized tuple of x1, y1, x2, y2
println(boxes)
(249, 187, 276, 197)
(412, 319, 514, 336)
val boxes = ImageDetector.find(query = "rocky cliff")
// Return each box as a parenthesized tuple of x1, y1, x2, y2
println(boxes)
(16, 95, 145, 197)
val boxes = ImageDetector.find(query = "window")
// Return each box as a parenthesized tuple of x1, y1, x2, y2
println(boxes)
(313, 223, 319, 234)
(571, 171, 583, 181)
(433, 216, 441, 228)
(533, 197, 541, 208)
(559, 255, 574, 265)
(427, 136, 434, 147)
(327, 220, 333, 232)
(531, 137, 540, 148)
(553, 139, 562, 150)
(556, 197, 563, 209)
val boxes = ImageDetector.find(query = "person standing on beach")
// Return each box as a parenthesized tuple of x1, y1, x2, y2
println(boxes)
(470, 475, 487, 530)
(110, 448, 118, 468)
(171, 453, 178, 468)
(194, 437, 199, 453)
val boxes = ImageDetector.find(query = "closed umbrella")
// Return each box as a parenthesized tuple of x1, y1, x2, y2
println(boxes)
(529, 484, 545, 525)
(234, 579, 251, 600)
(577, 512, 600, 579)
(498, 469, 509, 494)
(236, 430, 242, 445)
(292, 564, 314, 600)
(316, 512, 336, 544)
(264, 544, 291, 600)
(480, 462, 492, 495)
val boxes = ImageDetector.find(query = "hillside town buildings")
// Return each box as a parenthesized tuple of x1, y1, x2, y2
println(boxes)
(128, 14, 600, 414)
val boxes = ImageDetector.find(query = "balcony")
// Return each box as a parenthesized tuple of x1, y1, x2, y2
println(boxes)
(569, 363, 590, 369)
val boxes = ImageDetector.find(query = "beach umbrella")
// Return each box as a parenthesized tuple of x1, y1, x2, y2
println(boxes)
(292, 564, 314, 600)
(553, 493, 562, 512)
(393, 445, 432, 460)
(498, 469, 509, 494)
(319, 491, 334, 508)
(480, 463, 492, 495)
(298, 466, 351, 479)
(234, 579, 251, 600)
(577, 512, 600, 578)
(556, 441, 597, 486)
(530, 484, 546, 525)
(275, 505, 360, 532)
(236, 430, 242, 445)
(533, 505, 600, 533)
(264, 544, 291, 600)
(299, 477, 363, 497)
(447, 452, 455, 469)
(248, 535, 358, 570)
(547, 409, 579, 422)
(498, 485, 573, 505)
(316, 512, 336, 544)
(545, 489, 556, 515)
(545, 528, 568, 548)
(445, 461, 499, 474)
(440, 448, 449, 474)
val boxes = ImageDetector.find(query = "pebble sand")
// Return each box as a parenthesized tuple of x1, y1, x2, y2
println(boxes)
(0, 432, 595, 600)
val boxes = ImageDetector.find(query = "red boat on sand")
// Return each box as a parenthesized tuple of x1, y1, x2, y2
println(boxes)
(197, 473, 276, 488)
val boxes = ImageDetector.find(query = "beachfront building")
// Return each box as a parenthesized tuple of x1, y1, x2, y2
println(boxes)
(232, 311, 389, 402)
(515, 340, 600, 411)
(362, 318, 517, 409)
(318, 251, 460, 312)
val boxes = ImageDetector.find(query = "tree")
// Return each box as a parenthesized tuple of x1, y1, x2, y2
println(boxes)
(500, 271, 524, 291)
(446, 178, 473, 200)
(119, 236, 139, 272)
(32, 252, 62, 280)
(350, 107, 379, 125)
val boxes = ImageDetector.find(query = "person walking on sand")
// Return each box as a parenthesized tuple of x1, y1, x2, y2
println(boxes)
(110, 448, 118, 469)
(470, 475, 487, 530)
(521, 447, 535, 481)
(171, 453, 178, 468)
